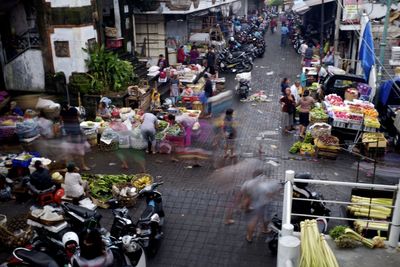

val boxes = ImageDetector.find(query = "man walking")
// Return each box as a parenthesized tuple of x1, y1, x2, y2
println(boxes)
(280, 23, 289, 47)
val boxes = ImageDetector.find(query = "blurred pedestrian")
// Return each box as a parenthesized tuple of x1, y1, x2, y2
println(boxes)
(243, 176, 283, 242)
(223, 108, 236, 158)
(170, 74, 180, 106)
(280, 87, 296, 134)
(270, 18, 277, 34)
(202, 74, 213, 118)
(177, 45, 186, 64)
(280, 24, 289, 47)
(206, 45, 217, 75)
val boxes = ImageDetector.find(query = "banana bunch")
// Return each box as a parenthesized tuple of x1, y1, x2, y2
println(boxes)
(133, 175, 152, 190)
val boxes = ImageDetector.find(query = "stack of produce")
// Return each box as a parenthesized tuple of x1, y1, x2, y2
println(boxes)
(329, 225, 386, 249)
(364, 117, 380, 128)
(325, 94, 344, 106)
(362, 133, 387, 149)
(300, 220, 339, 267)
(83, 174, 136, 206)
(333, 111, 349, 122)
(310, 107, 328, 123)
(307, 82, 319, 91)
(157, 120, 169, 132)
(309, 123, 331, 138)
(315, 135, 339, 148)
(348, 195, 392, 221)
(289, 133, 314, 155)
(166, 124, 182, 136)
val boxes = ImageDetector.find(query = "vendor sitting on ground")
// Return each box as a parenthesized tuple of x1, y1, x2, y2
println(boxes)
(64, 162, 88, 201)
(29, 160, 54, 193)
(97, 102, 111, 120)
(181, 86, 194, 97)
(8, 101, 24, 116)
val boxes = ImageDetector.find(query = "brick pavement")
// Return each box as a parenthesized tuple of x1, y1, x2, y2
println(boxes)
(0, 29, 389, 266)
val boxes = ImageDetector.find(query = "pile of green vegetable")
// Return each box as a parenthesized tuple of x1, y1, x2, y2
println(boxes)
(289, 133, 314, 154)
(307, 82, 319, 91)
(310, 107, 328, 121)
(83, 174, 136, 201)
(157, 120, 169, 132)
(329, 225, 386, 249)
(166, 124, 182, 136)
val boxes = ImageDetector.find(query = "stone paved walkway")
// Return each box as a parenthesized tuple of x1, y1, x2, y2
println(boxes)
(1, 27, 397, 267)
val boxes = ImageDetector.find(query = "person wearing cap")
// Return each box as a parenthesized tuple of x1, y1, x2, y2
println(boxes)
(64, 162, 87, 200)
(29, 160, 54, 192)
(8, 101, 23, 116)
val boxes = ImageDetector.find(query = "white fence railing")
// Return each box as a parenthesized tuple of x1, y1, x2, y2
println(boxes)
(277, 170, 400, 267)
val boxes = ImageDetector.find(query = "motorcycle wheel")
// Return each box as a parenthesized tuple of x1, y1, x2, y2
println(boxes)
(268, 235, 279, 255)
(243, 63, 253, 72)
(296, 46, 302, 54)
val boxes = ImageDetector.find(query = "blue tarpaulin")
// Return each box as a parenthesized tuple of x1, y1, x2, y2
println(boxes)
(379, 78, 400, 106)
(359, 21, 375, 82)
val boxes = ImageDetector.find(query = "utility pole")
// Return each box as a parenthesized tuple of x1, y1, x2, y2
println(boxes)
(333, 0, 342, 54)
(320, 0, 325, 57)
(375, 0, 392, 104)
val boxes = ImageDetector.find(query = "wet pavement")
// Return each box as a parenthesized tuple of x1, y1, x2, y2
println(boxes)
(1, 29, 399, 266)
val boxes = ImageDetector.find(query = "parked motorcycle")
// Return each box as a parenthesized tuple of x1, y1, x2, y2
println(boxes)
(267, 173, 330, 254)
(109, 182, 165, 257)
(216, 49, 253, 73)
(235, 72, 252, 100)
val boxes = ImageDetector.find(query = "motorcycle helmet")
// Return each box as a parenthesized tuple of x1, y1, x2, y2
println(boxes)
(62, 231, 79, 247)
(229, 36, 235, 42)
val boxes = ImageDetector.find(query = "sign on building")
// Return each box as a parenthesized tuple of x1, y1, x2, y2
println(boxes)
(342, 0, 362, 24)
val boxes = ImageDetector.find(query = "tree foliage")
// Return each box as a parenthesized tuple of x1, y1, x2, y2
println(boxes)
(268, 0, 283, 6)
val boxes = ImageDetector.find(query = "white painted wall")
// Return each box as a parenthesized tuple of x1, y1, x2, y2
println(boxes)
(50, 26, 97, 82)
(45, 0, 91, 8)
(4, 50, 45, 91)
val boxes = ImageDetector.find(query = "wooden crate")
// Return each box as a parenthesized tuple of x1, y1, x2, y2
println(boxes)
(316, 147, 339, 160)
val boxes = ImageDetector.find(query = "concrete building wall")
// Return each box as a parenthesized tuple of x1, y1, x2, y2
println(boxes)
(4, 49, 45, 91)
(50, 26, 97, 81)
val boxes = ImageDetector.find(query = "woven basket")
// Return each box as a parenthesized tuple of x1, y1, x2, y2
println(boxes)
(112, 182, 138, 208)
(0, 215, 32, 248)
(98, 140, 119, 151)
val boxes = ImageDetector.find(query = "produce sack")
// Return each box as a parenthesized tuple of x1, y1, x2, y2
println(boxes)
(130, 127, 147, 150)
(100, 128, 118, 145)
(118, 131, 131, 149)
(15, 119, 39, 139)
(309, 123, 331, 138)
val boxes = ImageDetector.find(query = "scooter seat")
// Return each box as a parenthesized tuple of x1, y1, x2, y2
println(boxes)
(14, 249, 59, 267)
(64, 202, 100, 220)
(139, 205, 155, 222)
(231, 51, 243, 58)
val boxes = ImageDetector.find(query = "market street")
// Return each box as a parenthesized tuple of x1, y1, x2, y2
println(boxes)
(2, 27, 398, 267)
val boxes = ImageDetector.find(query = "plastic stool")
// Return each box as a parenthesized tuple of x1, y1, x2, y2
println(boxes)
(37, 192, 54, 206)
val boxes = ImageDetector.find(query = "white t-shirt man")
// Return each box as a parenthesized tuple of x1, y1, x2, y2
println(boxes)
(318, 66, 328, 79)
(290, 84, 301, 103)
(300, 43, 308, 56)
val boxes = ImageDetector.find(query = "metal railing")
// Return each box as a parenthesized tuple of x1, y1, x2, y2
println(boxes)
(3, 30, 40, 64)
(282, 170, 400, 247)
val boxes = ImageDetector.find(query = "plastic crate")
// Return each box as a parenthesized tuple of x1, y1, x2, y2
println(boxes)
(332, 120, 347, 128)
(12, 152, 40, 168)
(165, 134, 185, 147)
